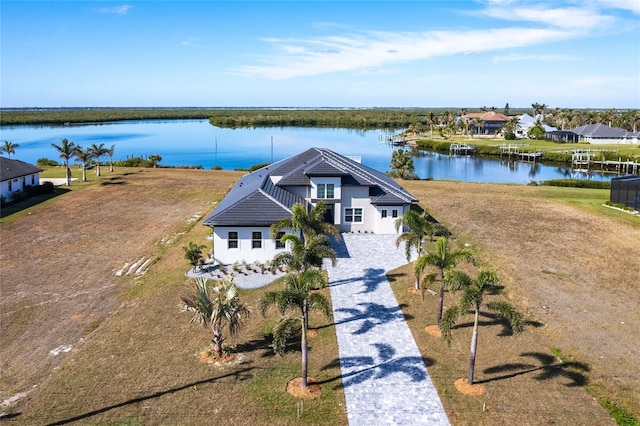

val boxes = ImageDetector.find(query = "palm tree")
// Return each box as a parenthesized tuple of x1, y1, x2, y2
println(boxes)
(258, 269, 332, 388)
(394, 209, 434, 290)
(73, 146, 93, 182)
(270, 201, 340, 244)
(414, 237, 475, 329)
(389, 149, 418, 180)
(441, 269, 524, 385)
(183, 241, 207, 272)
(148, 154, 162, 168)
(51, 138, 76, 186)
(271, 233, 337, 275)
(2, 141, 19, 159)
(90, 143, 108, 176)
(182, 277, 250, 356)
(107, 144, 116, 172)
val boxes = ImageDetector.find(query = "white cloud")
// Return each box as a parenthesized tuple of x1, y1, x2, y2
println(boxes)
(97, 5, 132, 15)
(592, 0, 640, 14)
(477, 5, 615, 29)
(492, 53, 579, 63)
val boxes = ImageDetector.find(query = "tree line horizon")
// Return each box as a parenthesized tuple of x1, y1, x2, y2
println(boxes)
(1, 106, 639, 132)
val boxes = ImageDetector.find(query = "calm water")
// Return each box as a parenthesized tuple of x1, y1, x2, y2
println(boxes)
(0, 119, 611, 184)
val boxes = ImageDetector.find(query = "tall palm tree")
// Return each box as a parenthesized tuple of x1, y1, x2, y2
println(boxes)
(182, 277, 250, 356)
(258, 269, 332, 388)
(271, 233, 337, 275)
(73, 145, 93, 182)
(414, 237, 475, 329)
(270, 201, 340, 244)
(441, 269, 524, 385)
(107, 144, 116, 172)
(394, 209, 434, 290)
(389, 149, 418, 180)
(51, 138, 76, 186)
(2, 141, 19, 159)
(89, 143, 108, 176)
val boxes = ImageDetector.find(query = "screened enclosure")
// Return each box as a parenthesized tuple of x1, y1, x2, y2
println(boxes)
(610, 176, 640, 210)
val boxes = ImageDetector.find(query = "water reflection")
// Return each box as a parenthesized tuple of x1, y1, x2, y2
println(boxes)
(0, 120, 615, 184)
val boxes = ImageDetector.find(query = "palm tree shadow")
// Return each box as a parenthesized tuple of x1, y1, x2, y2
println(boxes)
(452, 311, 519, 337)
(359, 268, 387, 294)
(478, 351, 590, 387)
(335, 302, 412, 335)
(319, 343, 435, 390)
(45, 367, 256, 425)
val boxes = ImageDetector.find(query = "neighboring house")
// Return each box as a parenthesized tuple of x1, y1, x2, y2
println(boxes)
(610, 175, 640, 210)
(203, 147, 418, 265)
(547, 123, 640, 144)
(516, 114, 557, 138)
(0, 157, 41, 202)
(462, 111, 510, 136)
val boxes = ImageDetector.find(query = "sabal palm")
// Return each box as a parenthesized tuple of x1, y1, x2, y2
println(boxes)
(441, 269, 524, 385)
(270, 202, 340, 243)
(258, 269, 331, 388)
(73, 146, 93, 182)
(182, 277, 250, 355)
(271, 233, 336, 275)
(415, 237, 475, 328)
(89, 143, 107, 176)
(148, 154, 162, 168)
(2, 141, 19, 159)
(395, 210, 434, 289)
(51, 138, 76, 186)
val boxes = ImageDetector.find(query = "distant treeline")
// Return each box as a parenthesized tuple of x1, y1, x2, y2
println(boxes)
(0, 107, 527, 128)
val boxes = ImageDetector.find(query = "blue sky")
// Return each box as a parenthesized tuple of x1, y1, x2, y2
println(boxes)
(1, 1, 639, 108)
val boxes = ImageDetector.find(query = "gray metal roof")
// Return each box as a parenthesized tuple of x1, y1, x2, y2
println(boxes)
(570, 123, 629, 137)
(0, 157, 41, 182)
(203, 147, 417, 227)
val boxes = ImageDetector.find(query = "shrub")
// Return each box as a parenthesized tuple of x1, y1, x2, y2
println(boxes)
(36, 157, 59, 167)
(540, 179, 611, 189)
(212, 165, 223, 170)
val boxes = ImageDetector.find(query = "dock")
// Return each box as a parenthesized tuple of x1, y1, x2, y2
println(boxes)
(571, 150, 639, 175)
(449, 143, 475, 155)
(499, 143, 542, 162)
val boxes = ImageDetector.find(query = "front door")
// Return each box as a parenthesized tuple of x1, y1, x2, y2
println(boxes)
(323, 204, 334, 224)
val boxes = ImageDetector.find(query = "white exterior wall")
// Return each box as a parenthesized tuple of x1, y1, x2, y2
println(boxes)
(1, 172, 39, 202)
(339, 186, 375, 233)
(582, 136, 639, 145)
(310, 177, 342, 200)
(213, 226, 293, 265)
(374, 205, 407, 234)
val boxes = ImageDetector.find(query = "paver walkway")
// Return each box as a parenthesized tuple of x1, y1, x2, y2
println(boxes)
(327, 233, 449, 426)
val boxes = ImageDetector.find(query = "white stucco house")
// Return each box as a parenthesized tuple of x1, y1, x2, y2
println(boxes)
(547, 123, 640, 144)
(0, 157, 41, 202)
(203, 147, 418, 265)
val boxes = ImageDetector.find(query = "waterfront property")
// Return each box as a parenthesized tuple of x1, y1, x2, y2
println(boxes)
(0, 157, 41, 202)
(547, 123, 640, 145)
(203, 147, 418, 265)
(461, 111, 509, 136)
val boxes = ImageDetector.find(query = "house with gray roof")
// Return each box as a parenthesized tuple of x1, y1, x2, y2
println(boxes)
(0, 157, 41, 202)
(203, 147, 418, 265)
(547, 123, 639, 144)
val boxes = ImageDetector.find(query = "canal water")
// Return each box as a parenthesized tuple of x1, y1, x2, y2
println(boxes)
(0, 119, 611, 184)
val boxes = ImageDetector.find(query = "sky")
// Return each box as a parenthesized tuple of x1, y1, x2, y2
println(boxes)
(1, 0, 639, 109)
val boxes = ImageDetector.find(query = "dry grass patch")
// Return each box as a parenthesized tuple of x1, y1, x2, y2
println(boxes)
(1, 167, 346, 424)
(395, 180, 639, 424)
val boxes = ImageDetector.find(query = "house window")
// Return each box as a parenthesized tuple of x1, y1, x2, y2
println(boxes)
(381, 209, 387, 218)
(345, 208, 363, 223)
(392, 209, 398, 218)
(317, 183, 334, 199)
(8, 180, 11, 191)
(228, 231, 238, 249)
(275, 232, 286, 249)
(31, 175, 35, 185)
(252, 231, 262, 249)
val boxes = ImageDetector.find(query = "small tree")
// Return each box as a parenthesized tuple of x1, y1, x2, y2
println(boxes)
(107, 145, 116, 172)
(258, 269, 331, 389)
(183, 241, 207, 271)
(441, 269, 524, 385)
(181, 277, 250, 355)
(414, 237, 475, 329)
(389, 149, 418, 180)
(2, 141, 19, 159)
(148, 154, 162, 168)
(73, 146, 93, 182)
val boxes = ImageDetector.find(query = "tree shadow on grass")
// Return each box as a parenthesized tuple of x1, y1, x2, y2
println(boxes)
(45, 367, 256, 425)
(319, 343, 435, 390)
(478, 351, 590, 387)
(100, 177, 128, 186)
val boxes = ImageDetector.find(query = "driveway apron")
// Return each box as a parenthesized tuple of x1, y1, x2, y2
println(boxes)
(327, 233, 449, 426)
